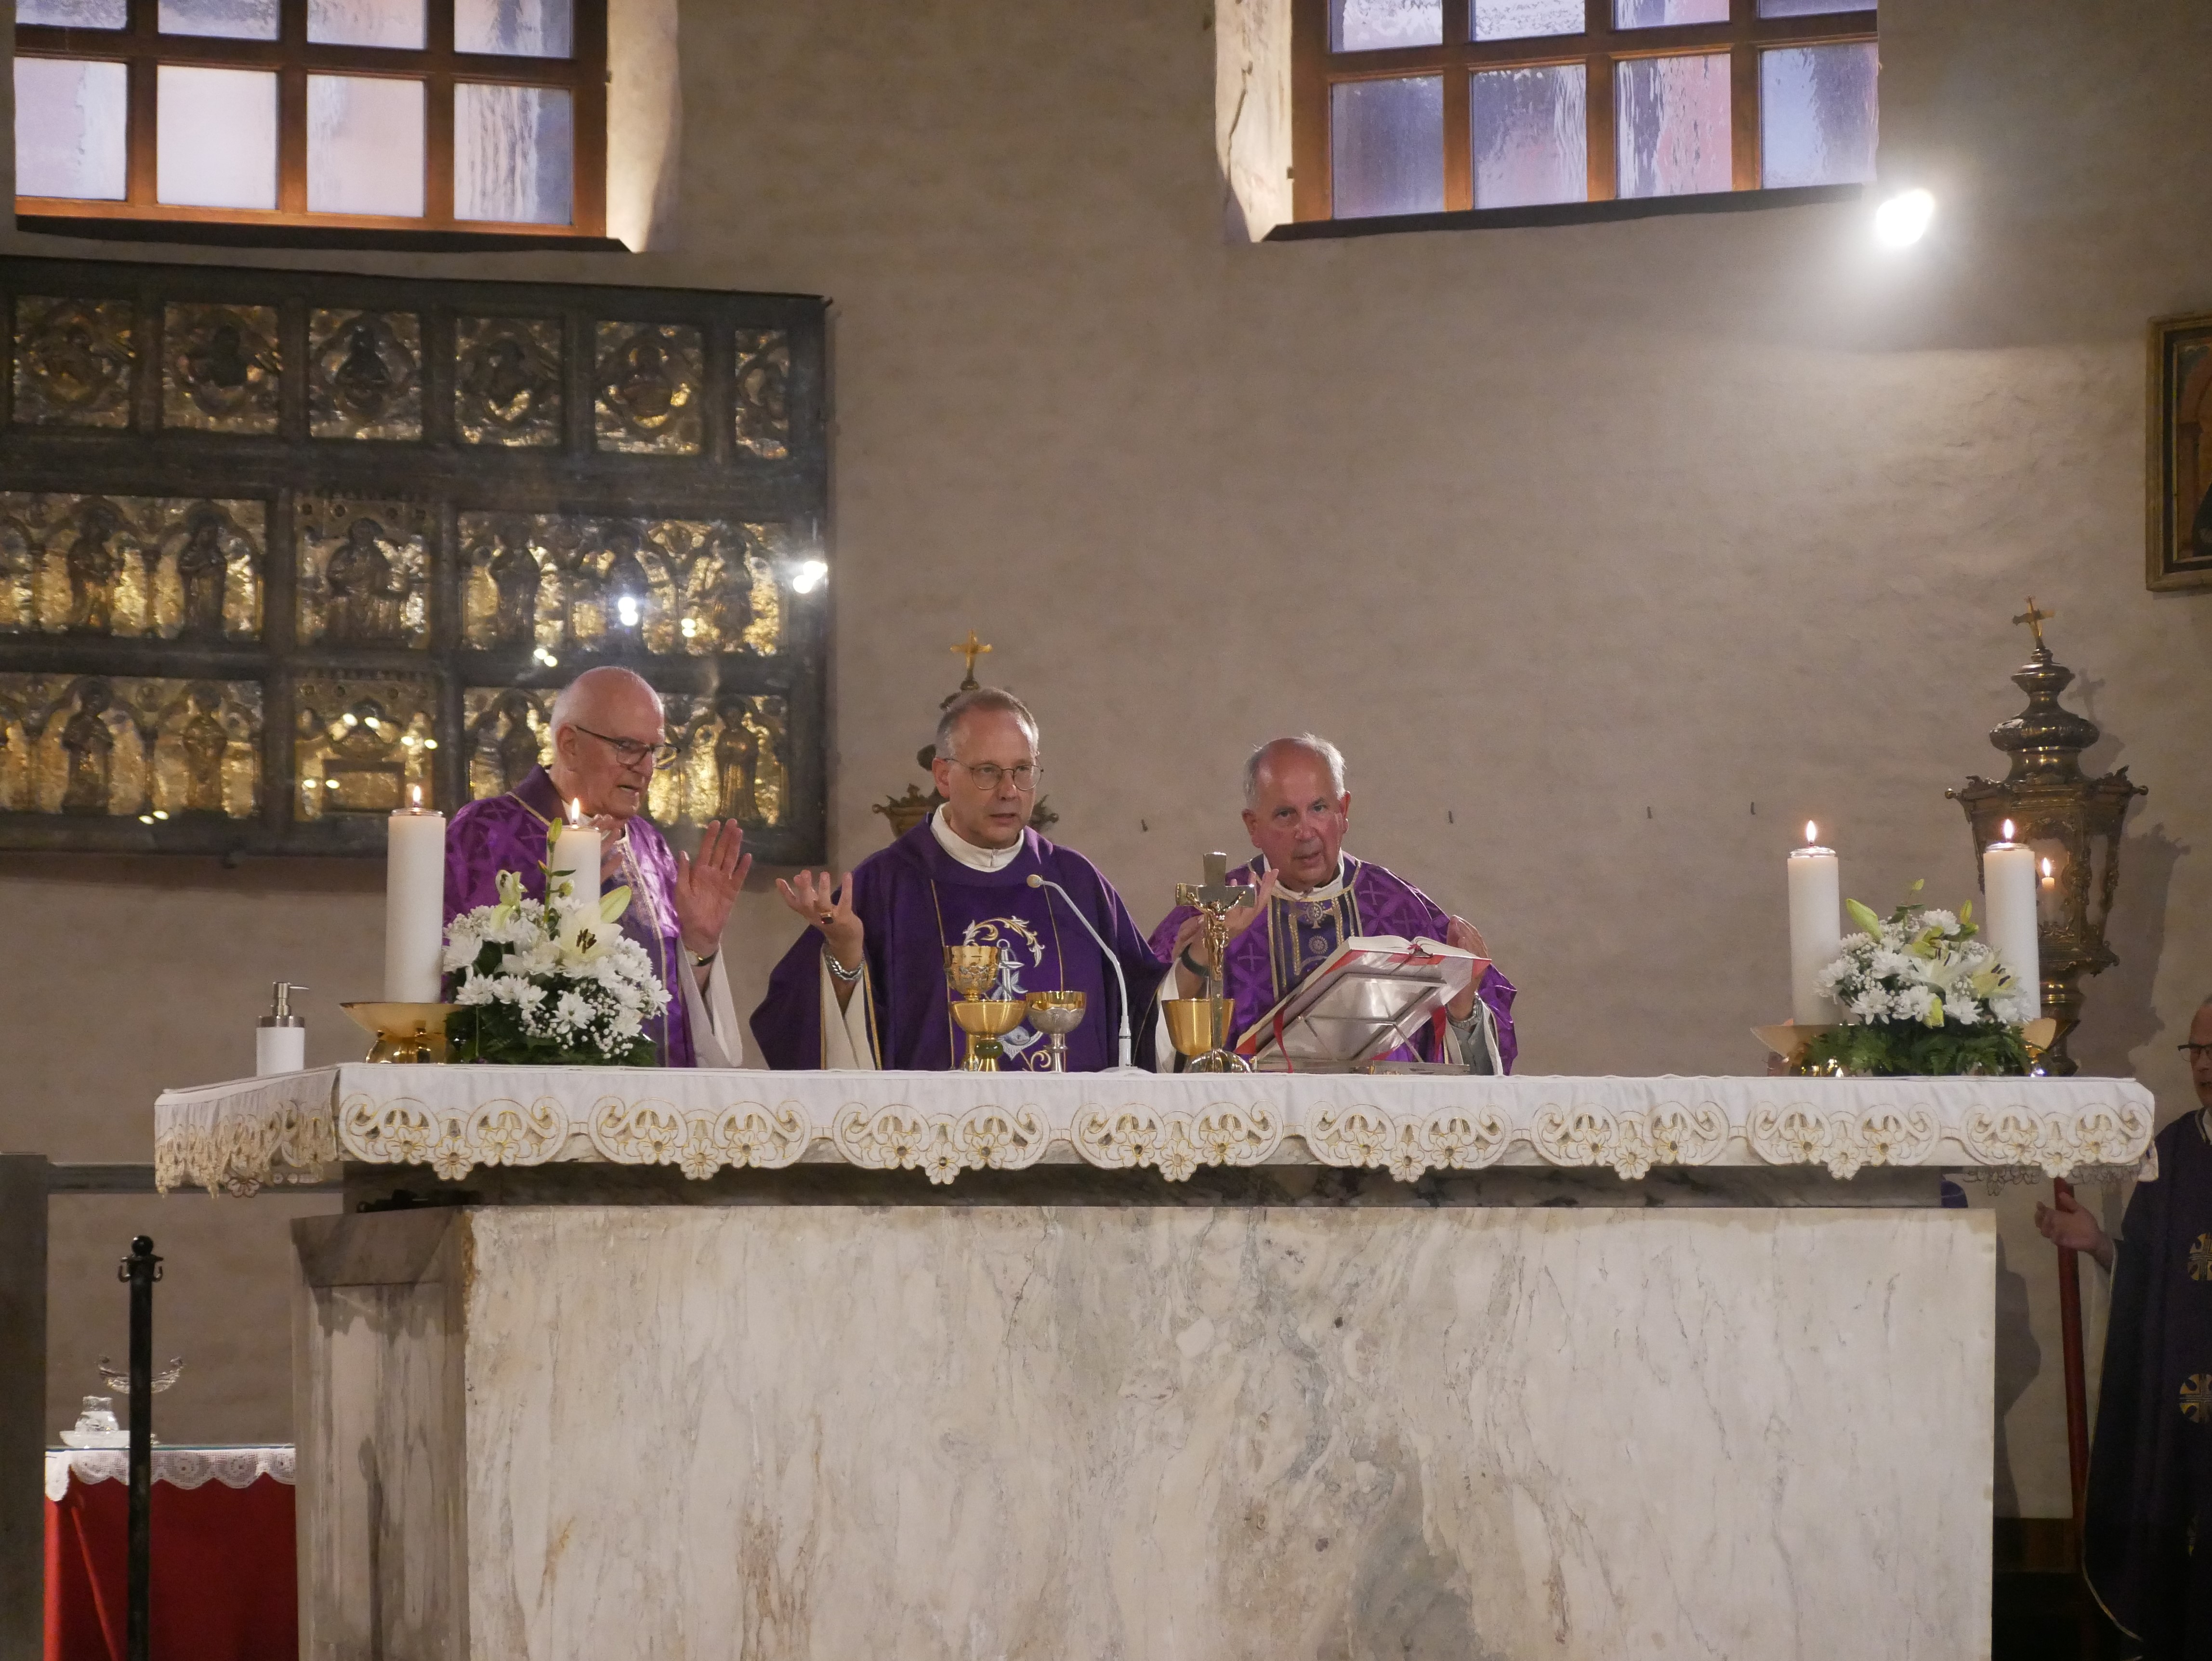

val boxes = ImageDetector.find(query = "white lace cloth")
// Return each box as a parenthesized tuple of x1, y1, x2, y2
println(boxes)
(46, 1446, 295, 1503)
(152, 1065, 2158, 1189)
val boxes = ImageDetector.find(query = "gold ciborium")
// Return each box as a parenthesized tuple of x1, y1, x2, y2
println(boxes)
(1024, 990, 1087, 1073)
(1162, 996, 1248, 1074)
(341, 1002, 452, 1063)
(945, 945, 1024, 1071)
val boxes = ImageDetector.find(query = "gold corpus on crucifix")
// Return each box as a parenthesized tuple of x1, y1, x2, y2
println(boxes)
(1163, 851, 1257, 1074)
(2013, 597, 2055, 649)
(951, 630, 992, 690)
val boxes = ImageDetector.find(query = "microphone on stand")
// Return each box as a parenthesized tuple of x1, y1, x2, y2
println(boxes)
(1026, 873, 1141, 1071)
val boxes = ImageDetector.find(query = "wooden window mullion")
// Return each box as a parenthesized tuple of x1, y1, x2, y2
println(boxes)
(425, 74, 457, 222)
(278, 66, 309, 213)
(1441, 0, 1472, 214)
(1730, 38, 1759, 191)
(1586, 51, 1616, 202)
(1290, 0, 1331, 222)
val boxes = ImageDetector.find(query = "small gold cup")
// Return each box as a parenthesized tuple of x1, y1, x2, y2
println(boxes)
(341, 1002, 452, 1064)
(1161, 996, 1250, 1074)
(944, 944, 1022, 1070)
(1024, 989, 1087, 1073)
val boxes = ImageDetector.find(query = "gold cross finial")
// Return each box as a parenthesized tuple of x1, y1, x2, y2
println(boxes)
(2012, 597, 2055, 648)
(951, 630, 992, 689)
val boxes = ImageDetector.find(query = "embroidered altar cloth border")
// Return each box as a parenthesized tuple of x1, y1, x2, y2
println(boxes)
(153, 1066, 2157, 1191)
(46, 1447, 295, 1503)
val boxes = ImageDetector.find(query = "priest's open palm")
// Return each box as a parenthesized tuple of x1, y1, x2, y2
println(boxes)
(777, 868, 863, 969)
(674, 820, 752, 956)
(1444, 915, 1489, 1019)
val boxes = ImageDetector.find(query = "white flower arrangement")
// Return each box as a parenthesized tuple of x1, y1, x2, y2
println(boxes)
(443, 865, 669, 1066)
(1805, 884, 2036, 1076)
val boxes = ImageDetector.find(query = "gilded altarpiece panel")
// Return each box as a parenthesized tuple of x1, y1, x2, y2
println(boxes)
(0, 255, 829, 859)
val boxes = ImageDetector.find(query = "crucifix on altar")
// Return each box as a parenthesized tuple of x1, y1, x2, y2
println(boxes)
(950, 629, 991, 690)
(1165, 851, 1257, 1072)
(2013, 596, 2055, 650)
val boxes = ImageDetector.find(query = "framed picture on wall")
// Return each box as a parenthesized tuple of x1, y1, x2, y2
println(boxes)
(2148, 311, 2212, 590)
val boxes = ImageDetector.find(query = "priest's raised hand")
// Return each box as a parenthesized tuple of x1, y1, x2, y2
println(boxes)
(750, 687, 1169, 1071)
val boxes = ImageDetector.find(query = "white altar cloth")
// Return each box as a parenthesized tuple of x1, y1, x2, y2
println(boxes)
(45, 1445, 295, 1502)
(154, 1064, 2155, 1192)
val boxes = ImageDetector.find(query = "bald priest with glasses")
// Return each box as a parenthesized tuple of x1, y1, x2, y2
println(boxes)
(751, 687, 1169, 1071)
(443, 666, 754, 1067)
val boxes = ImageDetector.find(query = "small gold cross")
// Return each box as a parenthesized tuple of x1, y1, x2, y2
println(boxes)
(2012, 597, 2055, 648)
(950, 631, 992, 687)
(2181, 1373, 2212, 1423)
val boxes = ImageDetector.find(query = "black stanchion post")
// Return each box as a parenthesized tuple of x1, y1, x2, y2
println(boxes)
(118, 1237, 161, 1661)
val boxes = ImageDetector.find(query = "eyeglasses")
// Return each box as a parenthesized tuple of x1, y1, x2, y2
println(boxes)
(575, 724, 679, 768)
(947, 760, 1041, 792)
(2180, 1043, 2212, 1057)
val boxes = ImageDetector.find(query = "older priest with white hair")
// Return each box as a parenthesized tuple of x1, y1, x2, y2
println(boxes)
(751, 687, 1167, 1070)
(443, 666, 753, 1067)
(1149, 735, 1516, 1072)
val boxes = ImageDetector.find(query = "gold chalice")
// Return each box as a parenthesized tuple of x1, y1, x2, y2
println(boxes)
(944, 945, 1023, 1071)
(1162, 996, 1250, 1074)
(1024, 990, 1087, 1073)
(341, 1002, 452, 1063)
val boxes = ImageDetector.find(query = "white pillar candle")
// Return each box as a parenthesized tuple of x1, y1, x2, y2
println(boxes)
(546, 798, 601, 911)
(1787, 824, 1842, 1025)
(384, 787, 448, 1002)
(1982, 819, 2041, 1020)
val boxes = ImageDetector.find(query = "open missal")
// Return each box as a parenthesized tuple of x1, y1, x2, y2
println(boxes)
(1234, 936, 1481, 1071)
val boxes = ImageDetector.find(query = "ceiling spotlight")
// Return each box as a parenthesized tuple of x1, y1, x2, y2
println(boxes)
(1874, 188, 1936, 248)
(791, 558, 829, 595)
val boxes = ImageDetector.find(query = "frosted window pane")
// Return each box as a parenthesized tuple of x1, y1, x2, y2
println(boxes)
(456, 0, 573, 57)
(14, 58, 127, 200)
(1761, 42, 1877, 188)
(1760, 0, 1873, 13)
(1615, 0, 1726, 23)
(1472, 65, 1586, 208)
(454, 83, 573, 224)
(308, 76, 426, 216)
(158, 0, 276, 38)
(308, 0, 426, 47)
(1330, 0, 1441, 51)
(1616, 52, 1729, 198)
(157, 65, 277, 209)
(19, 0, 128, 26)
(1473, 0, 1583, 41)
(1330, 76, 1443, 219)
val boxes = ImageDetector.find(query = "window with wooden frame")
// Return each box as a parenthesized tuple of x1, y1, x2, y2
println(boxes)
(1291, 0, 1877, 224)
(13, 0, 606, 240)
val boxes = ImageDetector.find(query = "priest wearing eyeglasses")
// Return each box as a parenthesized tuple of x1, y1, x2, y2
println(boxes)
(443, 665, 753, 1067)
(750, 687, 1167, 1070)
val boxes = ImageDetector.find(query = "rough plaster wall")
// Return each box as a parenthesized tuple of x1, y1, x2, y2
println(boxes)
(3, 0, 2210, 1511)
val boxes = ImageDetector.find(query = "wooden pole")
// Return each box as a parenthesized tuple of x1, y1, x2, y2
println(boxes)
(2053, 1178, 2091, 1527)
(118, 1237, 161, 1661)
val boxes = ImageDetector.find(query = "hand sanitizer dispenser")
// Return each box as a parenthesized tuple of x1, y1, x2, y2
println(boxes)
(256, 983, 307, 1076)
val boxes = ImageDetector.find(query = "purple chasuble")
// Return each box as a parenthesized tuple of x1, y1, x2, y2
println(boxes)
(442, 765, 703, 1067)
(2084, 1109, 2212, 1652)
(750, 819, 1169, 1072)
(1147, 853, 1517, 1071)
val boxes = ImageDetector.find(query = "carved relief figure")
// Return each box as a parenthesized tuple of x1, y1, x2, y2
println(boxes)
(456, 318, 561, 446)
(715, 707, 760, 821)
(65, 500, 126, 633)
(602, 525, 651, 628)
(325, 518, 404, 643)
(164, 304, 280, 431)
(487, 525, 543, 646)
(61, 680, 117, 813)
(705, 528, 755, 646)
(732, 332, 791, 459)
(595, 324, 701, 453)
(468, 690, 545, 793)
(15, 299, 133, 427)
(175, 507, 230, 639)
(180, 683, 229, 812)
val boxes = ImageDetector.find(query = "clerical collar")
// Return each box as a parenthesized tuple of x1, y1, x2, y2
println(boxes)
(931, 805, 1023, 872)
(1259, 853, 1351, 904)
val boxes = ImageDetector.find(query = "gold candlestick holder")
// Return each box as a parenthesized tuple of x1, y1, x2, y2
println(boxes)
(1024, 990, 1087, 1073)
(1163, 850, 1257, 1073)
(341, 1002, 453, 1063)
(945, 945, 1024, 1071)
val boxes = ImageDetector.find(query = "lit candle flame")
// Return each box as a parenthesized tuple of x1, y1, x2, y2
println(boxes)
(2002, 818, 2015, 842)
(2041, 857, 2054, 878)
(410, 783, 421, 810)
(1804, 821, 1817, 845)
(566, 797, 584, 828)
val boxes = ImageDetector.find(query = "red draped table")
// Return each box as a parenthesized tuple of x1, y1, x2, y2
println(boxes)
(43, 1448, 296, 1661)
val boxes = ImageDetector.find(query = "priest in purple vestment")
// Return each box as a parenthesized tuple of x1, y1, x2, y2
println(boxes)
(443, 666, 753, 1067)
(1148, 735, 1516, 1072)
(750, 687, 1167, 1071)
